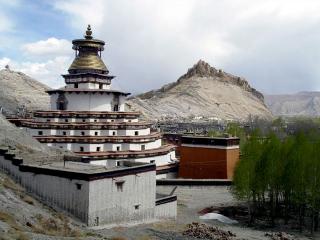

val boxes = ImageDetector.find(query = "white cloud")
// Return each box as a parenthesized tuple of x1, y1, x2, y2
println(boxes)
(21, 38, 72, 58)
(0, 58, 11, 68)
(0, 0, 19, 33)
(49, 0, 320, 94)
(0, 56, 72, 88)
(53, 0, 106, 30)
(0, 14, 14, 32)
(1, 37, 73, 88)
(3, 0, 320, 94)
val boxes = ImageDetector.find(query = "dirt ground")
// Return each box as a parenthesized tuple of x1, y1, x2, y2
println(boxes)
(0, 176, 319, 240)
(96, 185, 320, 240)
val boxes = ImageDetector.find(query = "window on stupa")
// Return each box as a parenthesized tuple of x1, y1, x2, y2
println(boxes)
(38, 131, 43, 135)
(80, 147, 84, 152)
(141, 145, 145, 150)
(135, 131, 139, 136)
(74, 83, 78, 88)
(115, 181, 124, 192)
(56, 93, 68, 110)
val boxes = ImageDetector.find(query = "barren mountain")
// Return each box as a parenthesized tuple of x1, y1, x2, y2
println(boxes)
(0, 68, 50, 115)
(127, 60, 272, 122)
(265, 92, 320, 117)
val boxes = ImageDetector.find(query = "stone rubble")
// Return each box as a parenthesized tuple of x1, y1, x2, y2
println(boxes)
(183, 222, 236, 240)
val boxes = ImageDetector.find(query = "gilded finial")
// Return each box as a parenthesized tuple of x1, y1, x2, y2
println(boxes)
(85, 24, 93, 39)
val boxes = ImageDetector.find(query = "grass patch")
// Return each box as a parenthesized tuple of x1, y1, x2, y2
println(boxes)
(0, 210, 23, 231)
(3, 176, 35, 205)
(31, 214, 84, 237)
(20, 195, 34, 205)
(15, 231, 30, 240)
(3, 177, 22, 193)
(110, 237, 127, 240)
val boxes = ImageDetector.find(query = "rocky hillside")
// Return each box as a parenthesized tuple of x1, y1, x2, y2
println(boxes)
(128, 60, 272, 122)
(0, 68, 50, 115)
(265, 92, 320, 117)
(0, 114, 73, 163)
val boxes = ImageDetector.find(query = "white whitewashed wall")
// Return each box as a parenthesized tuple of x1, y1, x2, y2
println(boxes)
(155, 201, 177, 219)
(88, 170, 156, 226)
(50, 93, 126, 111)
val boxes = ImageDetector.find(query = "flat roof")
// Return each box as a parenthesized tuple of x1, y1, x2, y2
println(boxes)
(181, 135, 240, 146)
(34, 110, 140, 115)
(24, 161, 125, 174)
(47, 88, 130, 96)
(19, 160, 156, 181)
(182, 135, 240, 140)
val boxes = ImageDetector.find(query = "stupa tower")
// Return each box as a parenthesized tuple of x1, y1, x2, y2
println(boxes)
(22, 25, 177, 177)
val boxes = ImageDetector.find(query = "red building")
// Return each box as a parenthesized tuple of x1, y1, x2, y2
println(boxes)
(179, 136, 240, 179)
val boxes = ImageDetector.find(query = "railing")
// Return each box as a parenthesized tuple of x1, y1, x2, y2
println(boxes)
(34, 132, 162, 143)
(75, 145, 176, 159)
(21, 121, 152, 130)
(34, 111, 140, 119)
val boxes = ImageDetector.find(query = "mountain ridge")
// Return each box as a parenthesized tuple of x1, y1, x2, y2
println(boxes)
(134, 60, 265, 102)
(0, 68, 50, 114)
(128, 60, 272, 122)
(265, 91, 320, 116)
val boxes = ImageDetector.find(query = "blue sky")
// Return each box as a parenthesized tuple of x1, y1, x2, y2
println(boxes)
(1, 0, 320, 95)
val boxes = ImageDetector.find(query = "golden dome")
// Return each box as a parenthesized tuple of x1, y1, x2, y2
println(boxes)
(68, 52, 107, 72)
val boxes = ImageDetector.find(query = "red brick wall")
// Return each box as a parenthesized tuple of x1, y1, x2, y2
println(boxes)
(179, 146, 239, 179)
(179, 146, 227, 179)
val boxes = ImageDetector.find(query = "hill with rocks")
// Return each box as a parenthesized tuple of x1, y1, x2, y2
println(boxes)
(265, 91, 320, 117)
(0, 68, 50, 115)
(127, 60, 273, 122)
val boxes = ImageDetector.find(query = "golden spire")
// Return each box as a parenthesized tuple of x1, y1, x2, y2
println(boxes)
(68, 25, 108, 74)
(85, 24, 93, 39)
